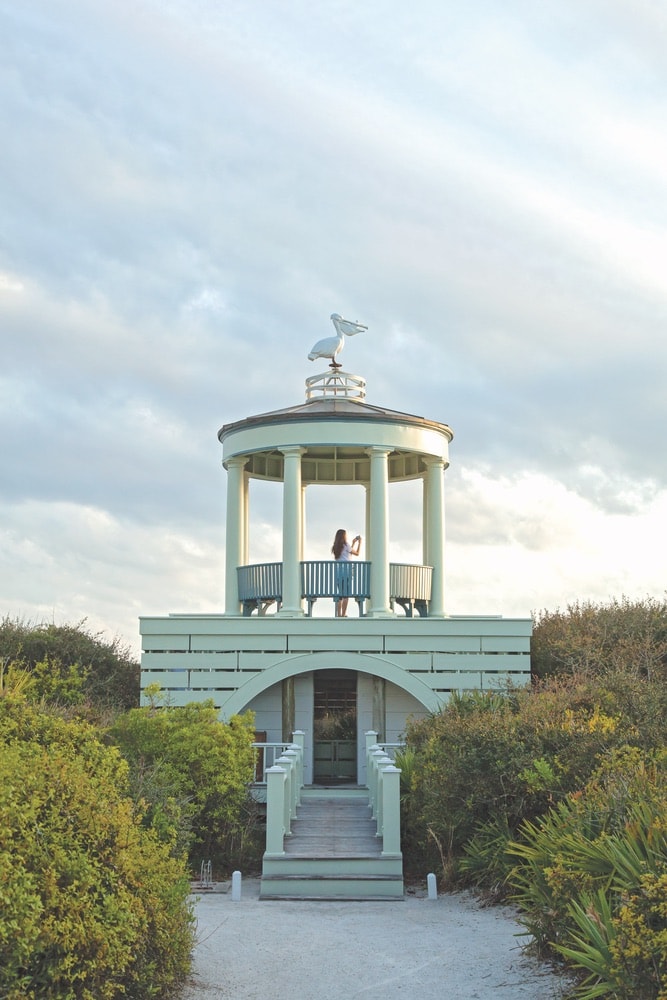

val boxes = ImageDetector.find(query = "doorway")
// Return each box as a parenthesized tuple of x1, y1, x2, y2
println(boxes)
(312, 669, 357, 784)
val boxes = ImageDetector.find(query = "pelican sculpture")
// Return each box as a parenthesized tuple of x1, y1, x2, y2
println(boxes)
(308, 313, 368, 368)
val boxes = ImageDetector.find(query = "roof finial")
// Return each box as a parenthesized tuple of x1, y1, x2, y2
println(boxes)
(307, 313, 368, 369)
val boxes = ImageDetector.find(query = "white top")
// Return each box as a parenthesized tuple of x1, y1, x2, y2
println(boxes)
(336, 541, 352, 562)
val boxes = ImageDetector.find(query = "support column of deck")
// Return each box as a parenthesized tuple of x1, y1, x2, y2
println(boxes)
(279, 446, 305, 616)
(224, 456, 248, 615)
(425, 457, 446, 617)
(243, 470, 250, 565)
(367, 446, 392, 617)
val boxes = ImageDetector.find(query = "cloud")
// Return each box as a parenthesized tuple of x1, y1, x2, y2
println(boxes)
(2, 0, 666, 649)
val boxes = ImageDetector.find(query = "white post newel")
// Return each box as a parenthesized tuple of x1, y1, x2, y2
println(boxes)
(265, 766, 287, 856)
(292, 731, 305, 797)
(374, 753, 393, 830)
(368, 748, 386, 819)
(283, 749, 299, 819)
(380, 764, 402, 856)
(276, 755, 293, 835)
(365, 730, 379, 753)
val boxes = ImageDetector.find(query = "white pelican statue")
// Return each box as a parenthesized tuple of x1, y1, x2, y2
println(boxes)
(308, 313, 368, 368)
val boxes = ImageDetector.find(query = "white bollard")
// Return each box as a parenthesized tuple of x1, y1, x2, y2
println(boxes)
(427, 872, 437, 900)
(231, 870, 242, 901)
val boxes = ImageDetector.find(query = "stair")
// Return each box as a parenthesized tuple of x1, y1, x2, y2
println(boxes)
(260, 786, 404, 901)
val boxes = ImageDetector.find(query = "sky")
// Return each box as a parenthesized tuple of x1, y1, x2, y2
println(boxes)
(2, 0, 667, 657)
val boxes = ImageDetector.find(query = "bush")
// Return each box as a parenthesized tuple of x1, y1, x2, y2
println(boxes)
(508, 747, 667, 998)
(403, 679, 643, 881)
(532, 597, 667, 682)
(108, 697, 261, 871)
(0, 696, 194, 1000)
(0, 617, 140, 710)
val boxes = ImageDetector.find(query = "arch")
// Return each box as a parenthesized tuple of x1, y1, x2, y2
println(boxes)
(219, 650, 443, 719)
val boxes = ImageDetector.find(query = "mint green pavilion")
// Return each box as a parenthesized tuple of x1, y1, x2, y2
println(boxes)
(140, 360, 532, 788)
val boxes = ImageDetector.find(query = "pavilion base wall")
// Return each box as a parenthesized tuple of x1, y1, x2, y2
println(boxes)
(140, 615, 532, 774)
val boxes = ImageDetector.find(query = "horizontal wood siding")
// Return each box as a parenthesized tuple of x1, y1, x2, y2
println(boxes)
(140, 614, 532, 713)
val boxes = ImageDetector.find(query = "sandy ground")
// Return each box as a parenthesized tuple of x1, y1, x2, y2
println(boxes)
(180, 879, 572, 1000)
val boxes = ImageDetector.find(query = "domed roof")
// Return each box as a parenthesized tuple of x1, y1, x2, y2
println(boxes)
(218, 371, 453, 485)
(219, 393, 452, 441)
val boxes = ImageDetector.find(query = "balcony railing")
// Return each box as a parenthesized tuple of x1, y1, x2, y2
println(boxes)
(237, 561, 432, 617)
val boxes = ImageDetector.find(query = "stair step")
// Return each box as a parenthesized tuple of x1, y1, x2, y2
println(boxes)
(259, 873, 404, 901)
(260, 789, 404, 900)
(263, 855, 402, 877)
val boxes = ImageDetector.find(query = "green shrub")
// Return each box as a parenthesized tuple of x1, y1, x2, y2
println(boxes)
(532, 597, 667, 682)
(508, 748, 667, 998)
(459, 814, 516, 899)
(108, 698, 260, 870)
(0, 617, 140, 710)
(0, 696, 194, 1000)
(403, 680, 642, 880)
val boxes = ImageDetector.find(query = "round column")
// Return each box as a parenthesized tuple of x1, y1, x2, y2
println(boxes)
(224, 456, 248, 615)
(367, 446, 392, 617)
(425, 457, 446, 617)
(242, 470, 250, 565)
(279, 446, 305, 616)
(364, 483, 371, 560)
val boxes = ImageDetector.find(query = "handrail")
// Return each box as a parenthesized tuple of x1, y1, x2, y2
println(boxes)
(261, 731, 402, 861)
(251, 741, 293, 783)
(365, 732, 402, 856)
(263, 733, 305, 857)
(238, 560, 432, 616)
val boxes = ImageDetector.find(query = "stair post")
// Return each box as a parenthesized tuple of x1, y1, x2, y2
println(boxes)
(282, 748, 300, 819)
(275, 755, 293, 836)
(373, 753, 394, 827)
(265, 765, 287, 856)
(380, 764, 402, 856)
(291, 731, 305, 796)
(368, 748, 387, 819)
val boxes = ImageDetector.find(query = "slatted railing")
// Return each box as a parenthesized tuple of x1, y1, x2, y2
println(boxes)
(238, 562, 283, 616)
(389, 563, 432, 617)
(238, 560, 432, 616)
(300, 560, 371, 615)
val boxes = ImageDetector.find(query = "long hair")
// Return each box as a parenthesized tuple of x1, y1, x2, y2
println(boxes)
(331, 529, 346, 559)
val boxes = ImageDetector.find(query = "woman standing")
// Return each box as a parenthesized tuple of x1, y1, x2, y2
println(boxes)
(331, 529, 361, 617)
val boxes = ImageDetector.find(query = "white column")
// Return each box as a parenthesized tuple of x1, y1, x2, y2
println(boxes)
(422, 474, 429, 566)
(425, 457, 446, 617)
(243, 471, 250, 565)
(224, 456, 248, 615)
(300, 484, 307, 561)
(364, 483, 371, 560)
(367, 446, 392, 616)
(279, 446, 305, 616)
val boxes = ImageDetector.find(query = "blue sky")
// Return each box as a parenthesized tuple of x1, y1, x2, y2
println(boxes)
(2, 0, 666, 654)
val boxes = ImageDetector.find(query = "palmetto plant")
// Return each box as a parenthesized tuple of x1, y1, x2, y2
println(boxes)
(508, 751, 667, 998)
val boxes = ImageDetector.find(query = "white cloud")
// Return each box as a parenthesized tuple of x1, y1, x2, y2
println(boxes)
(2, 0, 666, 649)
(446, 468, 667, 617)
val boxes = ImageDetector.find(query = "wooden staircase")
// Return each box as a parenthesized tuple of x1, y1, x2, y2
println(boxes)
(259, 787, 404, 901)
